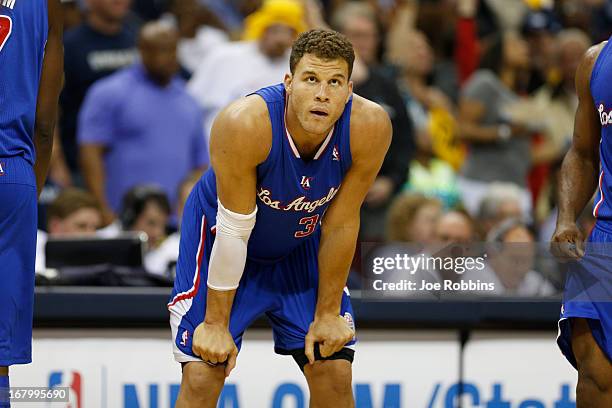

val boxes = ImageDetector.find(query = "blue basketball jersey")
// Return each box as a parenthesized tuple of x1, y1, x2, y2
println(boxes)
(591, 38, 612, 222)
(196, 83, 353, 262)
(0, 0, 48, 165)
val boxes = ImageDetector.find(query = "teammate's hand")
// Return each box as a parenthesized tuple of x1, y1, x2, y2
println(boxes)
(551, 222, 585, 262)
(305, 314, 354, 364)
(192, 322, 238, 377)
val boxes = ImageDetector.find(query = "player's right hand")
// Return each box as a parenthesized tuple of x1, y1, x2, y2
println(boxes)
(305, 314, 355, 364)
(550, 222, 585, 262)
(192, 322, 238, 377)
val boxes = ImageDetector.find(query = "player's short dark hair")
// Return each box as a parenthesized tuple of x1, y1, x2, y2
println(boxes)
(47, 188, 101, 222)
(290, 29, 355, 78)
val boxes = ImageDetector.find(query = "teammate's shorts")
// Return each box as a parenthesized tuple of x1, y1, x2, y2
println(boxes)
(0, 157, 37, 366)
(168, 190, 356, 364)
(557, 223, 612, 368)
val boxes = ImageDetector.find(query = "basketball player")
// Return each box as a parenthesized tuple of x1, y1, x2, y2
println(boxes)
(0, 0, 63, 405)
(168, 29, 391, 407)
(552, 38, 612, 405)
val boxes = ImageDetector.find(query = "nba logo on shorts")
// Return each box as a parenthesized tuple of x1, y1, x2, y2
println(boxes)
(343, 312, 356, 341)
(180, 329, 189, 347)
(343, 312, 355, 331)
(48, 370, 82, 408)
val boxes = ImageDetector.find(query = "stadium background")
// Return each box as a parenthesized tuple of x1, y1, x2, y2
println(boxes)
(15, 0, 612, 406)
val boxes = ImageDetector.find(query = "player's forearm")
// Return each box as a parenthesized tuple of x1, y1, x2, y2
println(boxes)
(316, 222, 359, 317)
(204, 288, 237, 326)
(557, 147, 599, 225)
(34, 11, 63, 196)
(33, 124, 54, 196)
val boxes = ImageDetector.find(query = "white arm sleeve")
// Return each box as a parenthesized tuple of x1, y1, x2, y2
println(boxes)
(207, 199, 257, 291)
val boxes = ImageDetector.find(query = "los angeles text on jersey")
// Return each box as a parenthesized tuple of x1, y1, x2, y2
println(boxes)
(257, 186, 339, 213)
(1, 0, 16, 10)
(598, 103, 612, 126)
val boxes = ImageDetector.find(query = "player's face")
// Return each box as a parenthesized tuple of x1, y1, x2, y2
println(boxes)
(285, 54, 353, 136)
(49, 208, 102, 237)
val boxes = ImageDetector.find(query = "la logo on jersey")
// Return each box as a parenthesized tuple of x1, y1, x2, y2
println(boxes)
(300, 176, 313, 190)
(599, 103, 612, 127)
(0, 162, 4, 176)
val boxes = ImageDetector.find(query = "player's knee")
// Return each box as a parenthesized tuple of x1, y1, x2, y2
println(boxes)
(575, 348, 612, 393)
(578, 366, 612, 395)
(306, 360, 353, 396)
(572, 320, 612, 393)
(182, 362, 225, 395)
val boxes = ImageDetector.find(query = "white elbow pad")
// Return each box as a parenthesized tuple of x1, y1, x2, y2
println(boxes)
(207, 200, 257, 291)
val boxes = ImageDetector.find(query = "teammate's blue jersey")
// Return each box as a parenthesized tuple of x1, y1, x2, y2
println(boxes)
(196, 83, 353, 262)
(0, 0, 48, 165)
(592, 37, 612, 222)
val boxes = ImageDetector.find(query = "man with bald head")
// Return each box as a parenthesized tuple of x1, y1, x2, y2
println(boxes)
(138, 22, 181, 86)
(79, 21, 208, 223)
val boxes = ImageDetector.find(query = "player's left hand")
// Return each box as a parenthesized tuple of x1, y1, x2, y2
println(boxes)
(305, 314, 354, 364)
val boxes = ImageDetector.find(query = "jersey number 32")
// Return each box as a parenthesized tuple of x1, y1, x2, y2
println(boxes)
(0, 15, 12, 53)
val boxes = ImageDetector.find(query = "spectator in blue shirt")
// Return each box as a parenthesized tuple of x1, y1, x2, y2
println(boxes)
(60, 0, 140, 176)
(78, 21, 209, 225)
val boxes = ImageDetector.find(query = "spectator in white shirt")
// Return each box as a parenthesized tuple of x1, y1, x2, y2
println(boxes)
(165, 0, 229, 75)
(188, 0, 307, 141)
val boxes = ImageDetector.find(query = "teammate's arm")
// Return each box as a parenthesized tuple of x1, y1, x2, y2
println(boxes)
(305, 99, 391, 363)
(33, 0, 63, 196)
(552, 43, 605, 260)
(191, 96, 271, 376)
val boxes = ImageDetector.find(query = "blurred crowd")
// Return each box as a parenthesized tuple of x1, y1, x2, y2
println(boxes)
(41, 0, 612, 293)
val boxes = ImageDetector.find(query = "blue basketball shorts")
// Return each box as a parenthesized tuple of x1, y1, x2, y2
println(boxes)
(168, 190, 356, 363)
(0, 157, 37, 366)
(557, 223, 612, 368)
